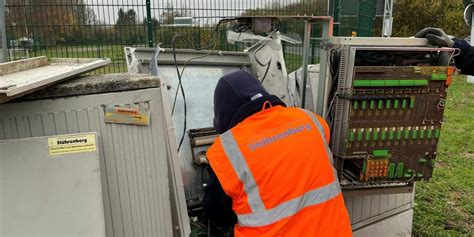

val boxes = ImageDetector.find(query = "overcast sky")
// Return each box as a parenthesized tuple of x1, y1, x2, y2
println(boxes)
(87, 0, 309, 24)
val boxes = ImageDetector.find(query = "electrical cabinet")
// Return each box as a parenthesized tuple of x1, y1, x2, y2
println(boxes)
(1, 133, 105, 236)
(324, 40, 456, 188)
(0, 74, 190, 237)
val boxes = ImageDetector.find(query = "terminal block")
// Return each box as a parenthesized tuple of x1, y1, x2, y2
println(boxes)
(328, 45, 456, 188)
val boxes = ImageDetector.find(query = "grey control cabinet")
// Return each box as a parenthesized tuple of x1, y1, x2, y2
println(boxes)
(0, 74, 190, 237)
(1, 133, 105, 237)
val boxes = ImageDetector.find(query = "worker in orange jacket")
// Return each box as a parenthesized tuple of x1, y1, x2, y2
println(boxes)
(203, 70, 352, 236)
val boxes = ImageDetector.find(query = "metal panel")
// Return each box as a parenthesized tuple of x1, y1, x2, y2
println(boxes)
(328, 37, 430, 46)
(343, 189, 414, 228)
(124, 47, 251, 74)
(247, 32, 292, 106)
(353, 209, 413, 236)
(331, 47, 352, 157)
(158, 65, 245, 205)
(159, 81, 193, 237)
(0, 133, 105, 236)
(288, 64, 320, 111)
(0, 87, 187, 237)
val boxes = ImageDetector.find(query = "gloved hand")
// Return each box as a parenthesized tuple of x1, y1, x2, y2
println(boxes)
(415, 27, 454, 47)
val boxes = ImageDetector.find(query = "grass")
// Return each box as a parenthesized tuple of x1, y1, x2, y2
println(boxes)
(413, 75, 474, 236)
(284, 52, 320, 73)
(284, 52, 304, 73)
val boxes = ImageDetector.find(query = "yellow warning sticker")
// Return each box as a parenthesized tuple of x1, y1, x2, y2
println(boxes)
(48, 133, 97, 156)
(104, 106, 150, 126)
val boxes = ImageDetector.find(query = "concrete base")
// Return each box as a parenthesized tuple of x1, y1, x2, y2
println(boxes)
(353, 209, 413, 237)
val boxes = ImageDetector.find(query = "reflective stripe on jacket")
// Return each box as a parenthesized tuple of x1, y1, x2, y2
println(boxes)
(207, 105, 352, 236)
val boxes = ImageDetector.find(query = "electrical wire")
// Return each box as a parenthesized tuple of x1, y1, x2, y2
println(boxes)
(171, 18, 237, 152)
(452, 48, 461, 58)
(233, 23, 251, 33)
(172, 18, 237, 114)
(449, 48, 461, 66)
(171, 36, 188, 152)
(201, 19, 235, 49)
(172, 37, 220, 152)
(170, 35, 189, 115)
(259, 58, 272, 84)
(437, 97, 446, 111)
(325, 92, 338, 121)
(326, 49, 341, 130)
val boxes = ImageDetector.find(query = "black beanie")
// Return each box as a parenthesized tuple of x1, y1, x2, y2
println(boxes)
(213, 70, 285, 133)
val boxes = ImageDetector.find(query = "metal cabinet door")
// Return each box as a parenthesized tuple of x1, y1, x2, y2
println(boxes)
(0, 133, 105, 237)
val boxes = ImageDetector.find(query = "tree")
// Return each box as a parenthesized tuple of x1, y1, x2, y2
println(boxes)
(115, 9, 145, 45)
(68, 2, 99, 43)
(391, 0, 470, 38)
(5, 0, 98, 45)
(154, 3, 195, 47)
(160, 3, 190, 24)
(241, 0, 327, 37)
(242, 0, 326, 16)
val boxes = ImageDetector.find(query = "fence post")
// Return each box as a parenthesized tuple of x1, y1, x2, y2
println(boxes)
(332, 0, 340, 36)
(300, 20, 312, 109)
(0, 0, 7, 62)
(146, 0, 154, 47)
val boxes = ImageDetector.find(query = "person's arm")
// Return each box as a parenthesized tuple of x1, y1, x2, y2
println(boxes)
(202, 165, 237, 227)
(415, 28, 474, 76)
(453, 39, 474, 76)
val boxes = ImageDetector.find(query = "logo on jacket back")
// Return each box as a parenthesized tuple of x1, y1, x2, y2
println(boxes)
(248, 123, 312, 152)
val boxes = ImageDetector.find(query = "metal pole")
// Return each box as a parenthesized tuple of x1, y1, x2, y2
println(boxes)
(301, 20, 312, 109)
(0, 0, 7, 62)
(146, 0, 154, 47)
(328, 0, 333, 16)
(333, 0, 340, 36)
(382, 0, 393, 37)
(468, 11, 474, 83)
(318, 19, 331, 117)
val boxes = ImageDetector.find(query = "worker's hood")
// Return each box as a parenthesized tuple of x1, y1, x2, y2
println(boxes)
(213, 70, 285, 133)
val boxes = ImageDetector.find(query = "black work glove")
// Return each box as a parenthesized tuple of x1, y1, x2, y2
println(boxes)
(415, 27, 454, 47)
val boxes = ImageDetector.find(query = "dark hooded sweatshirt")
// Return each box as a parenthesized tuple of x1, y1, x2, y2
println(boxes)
(202, 70, 285, 227)
(453, 39, 474, 76)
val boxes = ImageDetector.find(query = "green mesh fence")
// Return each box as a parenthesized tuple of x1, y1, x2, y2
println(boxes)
(332, 0, 378, 37)
(4, 0, 377, 73)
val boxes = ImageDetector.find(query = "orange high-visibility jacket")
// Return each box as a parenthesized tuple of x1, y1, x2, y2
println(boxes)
(207, 105, 352, 237)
